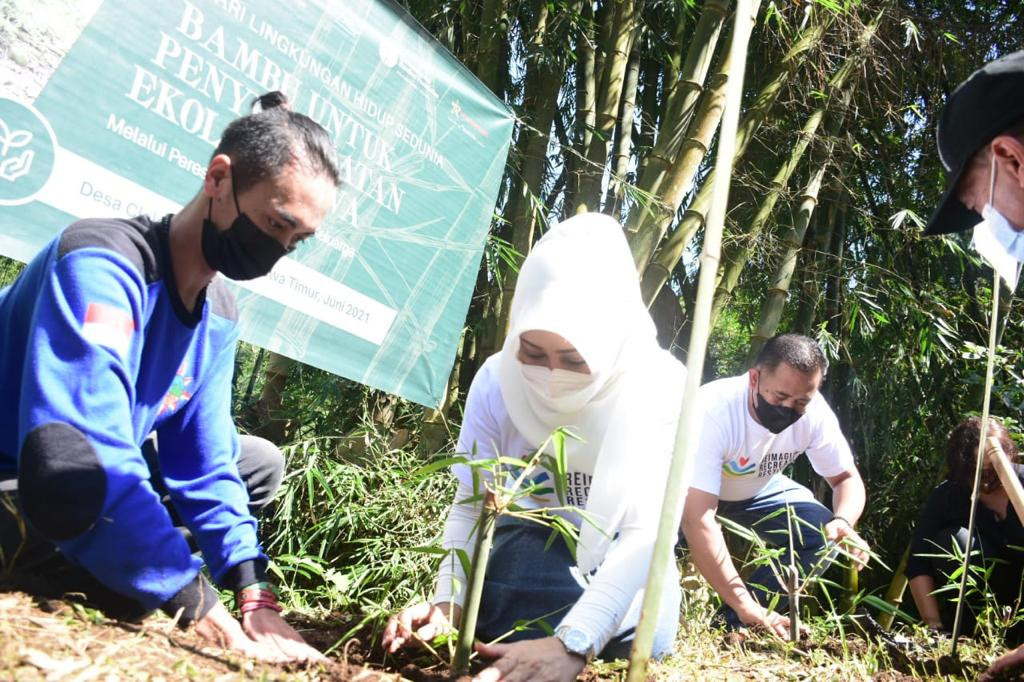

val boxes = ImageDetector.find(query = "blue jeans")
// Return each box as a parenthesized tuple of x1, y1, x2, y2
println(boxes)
(476, 517, 679, 660)
(715, 475, 833, 627)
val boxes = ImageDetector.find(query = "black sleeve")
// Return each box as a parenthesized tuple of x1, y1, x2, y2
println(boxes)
(905, 482, 959, 579)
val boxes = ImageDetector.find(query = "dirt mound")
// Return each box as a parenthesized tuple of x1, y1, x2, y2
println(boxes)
(0, 591, 400, 680)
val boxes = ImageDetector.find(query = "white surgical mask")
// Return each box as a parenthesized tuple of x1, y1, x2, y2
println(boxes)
(972, 156, 1024, 290)
(520, 363, 596, 406)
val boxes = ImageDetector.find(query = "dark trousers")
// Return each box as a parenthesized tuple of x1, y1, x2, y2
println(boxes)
(708, 475, 834, 627)
(916, 525, 1024, 643)
(0, 434, 283, 617)
(475, 517, 679, 660)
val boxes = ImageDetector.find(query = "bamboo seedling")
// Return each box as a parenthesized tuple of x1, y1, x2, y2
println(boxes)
(416, 428, 594, 675)
(782, 504, 841, 642)
(717, 507, 879, 645)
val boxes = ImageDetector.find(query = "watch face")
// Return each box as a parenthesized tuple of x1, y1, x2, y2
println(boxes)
(564, 629, 590, 654)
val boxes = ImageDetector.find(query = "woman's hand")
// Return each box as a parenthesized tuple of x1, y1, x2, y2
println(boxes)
(736, 602, 792, 639)
(472, 637, 586, 682)
(193, 602, 284, 662)
(382, 602, 460, 653)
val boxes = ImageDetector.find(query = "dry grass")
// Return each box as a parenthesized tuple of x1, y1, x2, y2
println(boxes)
(0, 585, 1006, 682)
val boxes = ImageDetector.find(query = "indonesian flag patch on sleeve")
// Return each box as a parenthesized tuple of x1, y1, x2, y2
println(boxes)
(81, 302, 136, 356)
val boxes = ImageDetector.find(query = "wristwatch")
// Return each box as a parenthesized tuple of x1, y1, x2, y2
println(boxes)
(554, 625, 596, 662)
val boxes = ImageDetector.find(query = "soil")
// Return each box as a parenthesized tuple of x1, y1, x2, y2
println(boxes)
(3, 587, 1020, 680)
(0, 589, 621, 681)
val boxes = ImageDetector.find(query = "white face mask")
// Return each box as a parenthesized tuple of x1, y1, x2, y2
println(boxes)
(520, 363, 595, 404)
(971, 156, 1024, 289)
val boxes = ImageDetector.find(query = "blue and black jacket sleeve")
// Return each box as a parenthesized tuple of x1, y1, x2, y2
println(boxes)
(14, 238, 248, 624)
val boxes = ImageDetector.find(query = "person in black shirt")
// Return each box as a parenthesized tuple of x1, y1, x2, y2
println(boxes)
(906, 417, 1024, 640)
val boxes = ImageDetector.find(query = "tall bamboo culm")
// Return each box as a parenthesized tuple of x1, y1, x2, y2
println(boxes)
(625, 1, 758, 678)
(637, 15, 832, 301)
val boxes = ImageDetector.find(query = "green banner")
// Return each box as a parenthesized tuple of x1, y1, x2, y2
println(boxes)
(0, 0, 512, 406)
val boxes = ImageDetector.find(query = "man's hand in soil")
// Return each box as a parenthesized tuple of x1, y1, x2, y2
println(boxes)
(242, 607, 327, 663)
(194, 602, 286, 662)
(982, 644, 1024, 681)
(472, 637, 585, 682)
(824, 517, 870, 569)
(382, 602, 460, 652)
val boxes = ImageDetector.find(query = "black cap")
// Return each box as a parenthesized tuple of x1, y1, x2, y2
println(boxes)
(923, 50, 1024, 236)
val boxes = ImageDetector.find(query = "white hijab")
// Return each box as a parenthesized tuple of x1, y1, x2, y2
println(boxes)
(497, 212, 686, 573)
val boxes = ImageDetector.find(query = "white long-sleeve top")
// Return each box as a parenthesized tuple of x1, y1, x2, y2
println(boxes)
(433, 358, 680, 654)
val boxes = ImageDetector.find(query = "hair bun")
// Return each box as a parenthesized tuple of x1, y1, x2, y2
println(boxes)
(254, 91, 290, 112)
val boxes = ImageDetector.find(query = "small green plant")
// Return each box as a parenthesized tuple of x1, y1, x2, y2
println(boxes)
(413, 427, 594, 674)
(259, 432, 456, 640)
(922, 538, 1024, 647)
(718, 505, 885, 644)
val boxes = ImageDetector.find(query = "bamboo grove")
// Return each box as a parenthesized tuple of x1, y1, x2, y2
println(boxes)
(244, 0, 1024, 593)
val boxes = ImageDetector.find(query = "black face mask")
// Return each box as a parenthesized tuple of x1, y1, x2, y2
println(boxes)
(753, 379, 803, 434)
(201, 176, 289, 281)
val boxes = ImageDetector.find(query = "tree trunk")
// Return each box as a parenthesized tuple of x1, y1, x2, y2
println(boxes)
(575, 0, 639, 211)
(707, 13, 881, 327)
(248, 351, 294, 444)
(625, 0, 730, 264)
(636, 15, 832, 298)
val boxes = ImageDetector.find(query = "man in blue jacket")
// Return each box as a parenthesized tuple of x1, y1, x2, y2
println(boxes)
(0, 92, 338, 663)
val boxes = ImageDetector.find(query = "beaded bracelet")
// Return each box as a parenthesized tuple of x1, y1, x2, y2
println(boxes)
(236, 582, 282, 615)
(830, 514, 853, 529)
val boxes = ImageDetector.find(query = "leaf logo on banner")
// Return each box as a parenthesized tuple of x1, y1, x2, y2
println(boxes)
(0, 150, 35, 183)
(0, 117, 35, 183)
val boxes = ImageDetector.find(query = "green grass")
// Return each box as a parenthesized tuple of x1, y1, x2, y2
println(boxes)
(260, 432, 456, 645)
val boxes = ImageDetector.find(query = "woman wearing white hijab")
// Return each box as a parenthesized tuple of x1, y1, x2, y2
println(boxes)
(383, 213, 687, 681)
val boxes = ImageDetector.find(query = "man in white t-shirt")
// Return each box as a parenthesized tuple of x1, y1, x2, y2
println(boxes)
(682, 333, 870, 637)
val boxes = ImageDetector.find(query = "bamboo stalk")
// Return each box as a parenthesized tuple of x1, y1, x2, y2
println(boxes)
(878, 548, 909, 630)
(493, 1, 559, 342)
(744, 167, 823, 367)
(564, 0, 596, 214)
(743, 84, 855, 366)
(624, 0, 729, 263)
(609, 48, 641, 218)
(951, 269, 1001, 654)
(625, 1, 757, 678)
(452, 489, 500, 675)
(576, 0, 639, 211)
(986, 436, 1024, 525)
(636, 16, 832, 297)
(793, 200, 835, 335)
(474, 0, 506, 95)
(709, 12, 882, 327)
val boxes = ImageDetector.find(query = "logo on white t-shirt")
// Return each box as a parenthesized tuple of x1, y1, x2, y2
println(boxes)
(723, 454, 757, 477)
